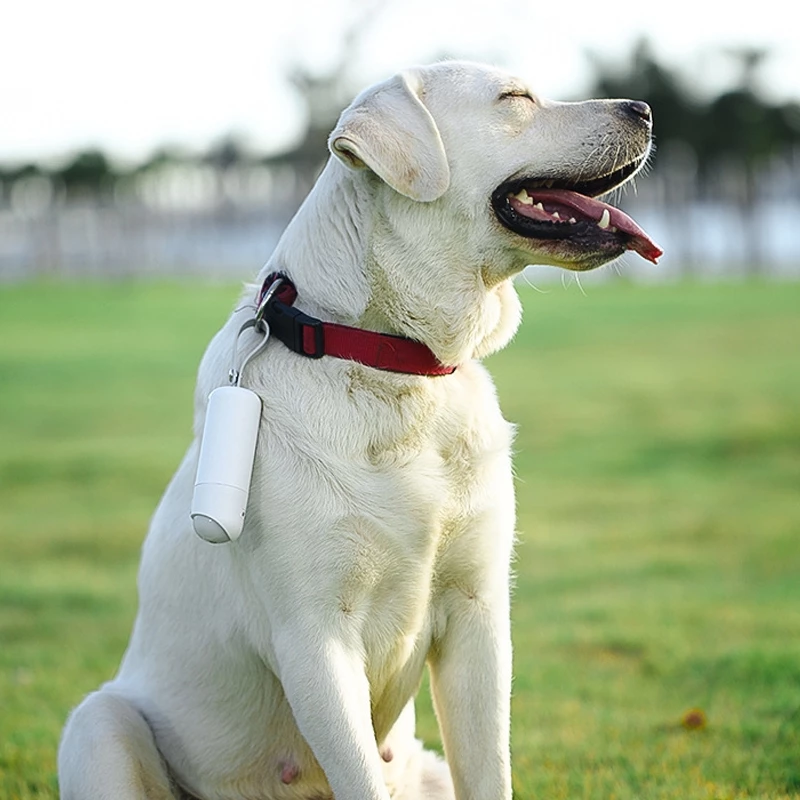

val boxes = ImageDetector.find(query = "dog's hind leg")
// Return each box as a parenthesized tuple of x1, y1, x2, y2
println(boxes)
(418, 750, 456, 800)
(381, 705, 455, 800)
(388, 746, 454, 800)
(58, 690, 177, 800)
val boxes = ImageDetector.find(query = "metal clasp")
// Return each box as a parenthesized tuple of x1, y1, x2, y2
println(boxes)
(254, 276, 284, 330)
(229, 320, 270, 388)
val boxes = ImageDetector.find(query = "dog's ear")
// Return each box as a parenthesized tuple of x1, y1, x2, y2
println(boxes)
(329, 71, 450, 202)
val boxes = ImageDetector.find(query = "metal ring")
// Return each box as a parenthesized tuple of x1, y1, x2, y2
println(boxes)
(254, 277, 284, 324)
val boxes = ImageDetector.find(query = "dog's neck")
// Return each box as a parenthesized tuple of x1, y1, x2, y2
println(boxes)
(263, 160, 522, 366)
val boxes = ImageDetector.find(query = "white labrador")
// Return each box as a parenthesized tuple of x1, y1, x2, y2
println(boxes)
(59, 61, 660, 800)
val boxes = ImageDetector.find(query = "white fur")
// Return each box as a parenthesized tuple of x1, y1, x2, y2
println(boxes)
(59, 61, 652, 799)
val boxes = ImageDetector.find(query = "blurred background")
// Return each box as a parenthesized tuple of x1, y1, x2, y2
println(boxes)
(3, 0, 800, 282)
(2, 2, 800, 798)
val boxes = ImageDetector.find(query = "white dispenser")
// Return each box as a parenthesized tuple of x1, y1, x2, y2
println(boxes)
(191, 386, 262, 543)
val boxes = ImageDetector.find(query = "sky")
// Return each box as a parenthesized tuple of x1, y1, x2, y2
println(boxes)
(4, 0, 799, 166)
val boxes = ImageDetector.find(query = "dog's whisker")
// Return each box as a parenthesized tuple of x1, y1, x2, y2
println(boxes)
(520, 269, 550, 294)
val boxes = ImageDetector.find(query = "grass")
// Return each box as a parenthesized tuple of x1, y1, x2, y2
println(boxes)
(1, 278, 799, 799)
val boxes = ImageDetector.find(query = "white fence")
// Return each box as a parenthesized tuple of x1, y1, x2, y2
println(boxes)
(2, 155, 800, 281)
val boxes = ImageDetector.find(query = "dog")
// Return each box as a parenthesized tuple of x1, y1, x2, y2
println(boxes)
(58, 61, 660, 800)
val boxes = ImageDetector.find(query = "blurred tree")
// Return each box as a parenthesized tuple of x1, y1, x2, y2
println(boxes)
(262, 0, 386, 194)
(587, 40, 800, 272)
(699, 48, 800, 268)
(696, 49, 787, 165)
(54, 149, 115, 198)
(587, 41, 705, 271)
(269, 65, 354, 185)
(1, 163, 44, 208)
(137, 146, 194, 171)
(588, 40, 800, 171)
(588, 39, 705, 149)
(204, 135, 251, 170)
(0, 162, 45, 183)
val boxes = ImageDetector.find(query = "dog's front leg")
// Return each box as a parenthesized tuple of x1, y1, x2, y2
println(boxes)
(273, 629, 390, 800)
(428, 592, 513, 800)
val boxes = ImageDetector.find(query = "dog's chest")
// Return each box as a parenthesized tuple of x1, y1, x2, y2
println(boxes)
(256, 358, 513, 680)
(310, 362, 512, 709)
(334, 363, 512, 617)
(346, 359, 509, 518)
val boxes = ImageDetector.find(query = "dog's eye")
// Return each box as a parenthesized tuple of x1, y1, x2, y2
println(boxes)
(499, 90, 536, 105)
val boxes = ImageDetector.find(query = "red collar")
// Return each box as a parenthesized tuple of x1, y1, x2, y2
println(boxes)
(255, 274, 457, 376)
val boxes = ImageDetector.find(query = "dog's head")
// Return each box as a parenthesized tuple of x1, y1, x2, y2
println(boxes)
(329, 61, 661, 275)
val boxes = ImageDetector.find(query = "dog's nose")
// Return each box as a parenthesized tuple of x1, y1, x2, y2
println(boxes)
(621, 100, 652, 124)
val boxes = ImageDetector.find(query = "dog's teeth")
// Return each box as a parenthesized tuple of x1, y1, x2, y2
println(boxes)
(569, 217, 577, 223)
(534, 203, 544, 211)
(552, 212, 560, 219)
(513, 189, 534, 205)
(598, 209, 611, 229)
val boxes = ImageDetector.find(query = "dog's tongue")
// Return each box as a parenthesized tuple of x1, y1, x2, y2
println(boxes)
(521, 188, 663, 263)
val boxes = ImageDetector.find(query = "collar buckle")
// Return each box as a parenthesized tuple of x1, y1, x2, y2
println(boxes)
(268, 302, 325, 358)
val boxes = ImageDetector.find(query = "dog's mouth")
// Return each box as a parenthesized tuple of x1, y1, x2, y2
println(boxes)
(491, 159, 663, 266)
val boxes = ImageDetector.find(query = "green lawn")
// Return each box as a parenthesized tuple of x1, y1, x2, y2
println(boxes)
(1, 279, 798, 799)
